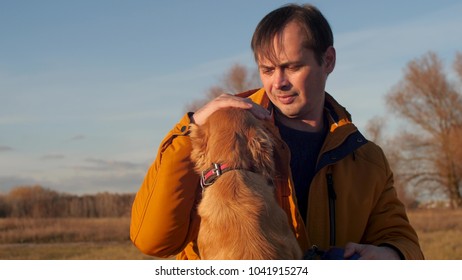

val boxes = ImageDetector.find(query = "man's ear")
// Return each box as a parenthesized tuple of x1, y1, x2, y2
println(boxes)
(248, 126, 275, 178)
(324, 46, 336, 74)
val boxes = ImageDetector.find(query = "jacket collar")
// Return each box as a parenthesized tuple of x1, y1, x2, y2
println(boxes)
(238, 88, 355, 133)
(239, 88, 366, 166)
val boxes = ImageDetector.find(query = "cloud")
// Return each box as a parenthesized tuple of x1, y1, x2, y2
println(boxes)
(40, 154, 65, 160)
(0, 115, 39, 125)
(326, 5, 462, 133)
(0, 145, 14, 152)
(96, 109, 179, 123)
(335, 4, 462, 72)
(69, 157, 145, 172)
(53, 172, 144, 195)
(0, 156, 147, 195)
(66, 134, 86, 142)
(54, 160, 145, 194)
(0, 171, 142, 195)
(0, 175, 44, 193)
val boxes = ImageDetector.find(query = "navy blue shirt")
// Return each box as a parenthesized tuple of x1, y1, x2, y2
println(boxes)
(276, 120, 327, 222)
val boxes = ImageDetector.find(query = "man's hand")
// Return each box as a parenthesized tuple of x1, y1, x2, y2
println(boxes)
(191, 93, 271, 126)
(344, 242, 401, 260)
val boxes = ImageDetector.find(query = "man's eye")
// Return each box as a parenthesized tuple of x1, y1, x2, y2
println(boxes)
(287, 65, 301, 71)
(261, 68, 274, 74)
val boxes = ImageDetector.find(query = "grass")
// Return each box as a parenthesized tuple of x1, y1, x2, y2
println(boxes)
(407, 209, 462, 260)
(0, 241, 157, 260)
(0, 209, 461, 260)
(0, 217, 130, 243)
(0, 218, 165, 260)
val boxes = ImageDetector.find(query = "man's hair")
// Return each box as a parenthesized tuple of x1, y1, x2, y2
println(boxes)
(251, 3, 333, 66)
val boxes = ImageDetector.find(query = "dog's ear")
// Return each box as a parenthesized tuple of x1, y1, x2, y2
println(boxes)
(248, 126, 275, 178)
(189, 123, 208, 170)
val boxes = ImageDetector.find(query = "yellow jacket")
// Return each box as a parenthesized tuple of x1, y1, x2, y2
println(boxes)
(130, 88, 424, 260)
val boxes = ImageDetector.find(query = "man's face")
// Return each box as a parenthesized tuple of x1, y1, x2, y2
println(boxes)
(257, 21, 335, 126)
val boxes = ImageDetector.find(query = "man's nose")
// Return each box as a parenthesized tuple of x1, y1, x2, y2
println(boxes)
(273, 69, 289, 90)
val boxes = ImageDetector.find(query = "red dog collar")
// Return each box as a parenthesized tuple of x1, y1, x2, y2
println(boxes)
(200, 162, 232, 190)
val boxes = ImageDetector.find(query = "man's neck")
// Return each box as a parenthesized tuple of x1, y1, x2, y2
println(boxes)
(275, 110, 324, 133)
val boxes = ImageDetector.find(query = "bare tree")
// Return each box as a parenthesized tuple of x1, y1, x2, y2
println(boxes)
(365, 116, 386, 144)
(364, 116, 418, 208)
(220, 63, 261, 94)
(454, 52, 462, 80)
(386, 51, 462, 208)
(184, 63, 261, 112)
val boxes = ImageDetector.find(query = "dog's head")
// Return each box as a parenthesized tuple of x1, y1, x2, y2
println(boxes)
(190, 108, 275, 179)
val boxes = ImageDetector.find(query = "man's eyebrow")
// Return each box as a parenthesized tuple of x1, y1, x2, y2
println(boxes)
(258, 63, 273, 68)
(259, 61, 301, 68)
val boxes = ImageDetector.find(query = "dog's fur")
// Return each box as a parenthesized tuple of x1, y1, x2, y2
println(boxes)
(189, 108, 302, 260)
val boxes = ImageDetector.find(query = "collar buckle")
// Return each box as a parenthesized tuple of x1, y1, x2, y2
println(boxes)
(200, 163, 227, 191)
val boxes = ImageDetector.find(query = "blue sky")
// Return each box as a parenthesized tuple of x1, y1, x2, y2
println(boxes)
(1, 0, 462, 194)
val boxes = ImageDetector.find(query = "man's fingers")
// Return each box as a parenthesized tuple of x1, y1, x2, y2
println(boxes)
(344, 242, 362, 259)
(246, 100, 271, 120)
(192, 94, 270, 125)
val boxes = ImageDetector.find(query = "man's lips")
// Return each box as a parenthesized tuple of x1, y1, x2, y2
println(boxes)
(276, 94, 297, 104)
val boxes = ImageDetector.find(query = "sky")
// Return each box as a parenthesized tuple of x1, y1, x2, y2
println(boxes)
(1, 0, 462, 195)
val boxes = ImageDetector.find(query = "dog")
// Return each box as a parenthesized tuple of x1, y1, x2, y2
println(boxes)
(189, 108, 303, 260)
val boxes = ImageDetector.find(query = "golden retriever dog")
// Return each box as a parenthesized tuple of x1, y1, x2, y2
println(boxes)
(189, 108, 302, 260)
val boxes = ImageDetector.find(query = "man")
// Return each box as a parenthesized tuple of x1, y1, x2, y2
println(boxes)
(130, 4, 424, 260)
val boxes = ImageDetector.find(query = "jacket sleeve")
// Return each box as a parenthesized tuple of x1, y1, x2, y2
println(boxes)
(130, 113, 201, 258)
(362, 147, 425, 260)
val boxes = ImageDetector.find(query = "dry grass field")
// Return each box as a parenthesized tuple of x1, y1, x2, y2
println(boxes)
(0, 209, 461, 260)
(0, 217, 159, 260)
(407, 208, 462, 259)
(0, 217, 129, 244)
(0, 241, 156, 260)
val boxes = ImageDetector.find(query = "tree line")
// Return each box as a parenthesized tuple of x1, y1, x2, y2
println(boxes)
(0, 185, 134, 218)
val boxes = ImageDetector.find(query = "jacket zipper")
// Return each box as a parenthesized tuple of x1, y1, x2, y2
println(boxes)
(326, 173, 337, 246)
